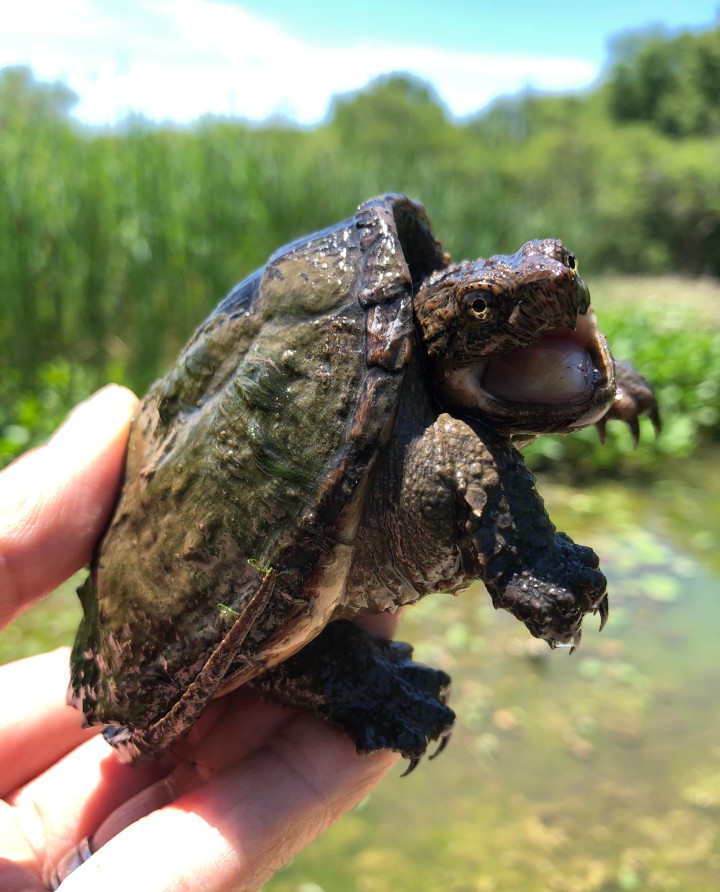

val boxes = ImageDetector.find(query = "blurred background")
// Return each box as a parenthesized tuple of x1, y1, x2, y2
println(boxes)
(1, 2, 720, 889)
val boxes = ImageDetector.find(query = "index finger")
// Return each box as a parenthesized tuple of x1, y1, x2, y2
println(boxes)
(0, 385, 138, 630)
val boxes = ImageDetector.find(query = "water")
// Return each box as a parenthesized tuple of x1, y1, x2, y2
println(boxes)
(269, 455, 720, 892)
(1, 455, 718, 891)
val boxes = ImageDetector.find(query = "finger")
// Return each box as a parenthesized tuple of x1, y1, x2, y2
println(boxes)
(7, 628, 406, 870)
(0, 385, 138, 629)
(70, 697, 290, 858)
(5, 732, 168, 891)
(0, 798, 47, 891)
(355, 610, 402, 639)
(9, 733, 169, 874)
(14, 704, 396, 889)
(61, 715, 398, 892)
(8, 618, 403, 842)
(0, 648, 99, 796)
(6, 691, 295, 863)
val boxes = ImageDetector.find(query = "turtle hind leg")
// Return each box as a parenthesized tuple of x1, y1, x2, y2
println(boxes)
(248, 620, 455, 771)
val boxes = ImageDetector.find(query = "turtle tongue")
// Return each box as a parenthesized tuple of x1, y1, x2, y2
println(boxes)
(482, 333, 595, 403)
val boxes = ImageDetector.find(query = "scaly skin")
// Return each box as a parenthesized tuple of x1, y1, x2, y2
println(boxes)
(69, 195, 657, 769)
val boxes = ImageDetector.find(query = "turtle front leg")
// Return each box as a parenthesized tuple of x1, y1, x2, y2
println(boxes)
(248, 620, 454, 772)
(596, 359, 661, 445)
(438, 414, 609, 649)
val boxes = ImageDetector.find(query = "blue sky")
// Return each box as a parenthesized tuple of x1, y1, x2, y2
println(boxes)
(2, 0, 718, 125)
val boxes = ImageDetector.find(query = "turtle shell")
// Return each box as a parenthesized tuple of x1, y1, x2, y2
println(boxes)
(69, 195, 448, 759)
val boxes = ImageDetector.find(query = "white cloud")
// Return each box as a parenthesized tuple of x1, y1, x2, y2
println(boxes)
(0, 0, 599, 125)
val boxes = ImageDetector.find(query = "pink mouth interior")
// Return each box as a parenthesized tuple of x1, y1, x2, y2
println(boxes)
(482, 327, 597, 404)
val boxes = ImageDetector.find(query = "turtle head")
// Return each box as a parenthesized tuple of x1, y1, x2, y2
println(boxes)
(413, 239, 615, 436)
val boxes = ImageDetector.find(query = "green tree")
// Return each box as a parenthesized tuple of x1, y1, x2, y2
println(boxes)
(607, 25, 720, 136)
(328, 74, 452, 166)
(0, 66, 77, 124)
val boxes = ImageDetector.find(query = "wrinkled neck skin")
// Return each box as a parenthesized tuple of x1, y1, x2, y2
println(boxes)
(341, 351, 607, 649)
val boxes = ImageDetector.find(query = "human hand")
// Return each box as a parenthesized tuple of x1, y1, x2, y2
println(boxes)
(0, 386, 399, 891)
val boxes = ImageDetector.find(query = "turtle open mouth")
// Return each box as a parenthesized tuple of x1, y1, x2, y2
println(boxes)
(481, 314, 604, 405)
(440, 308, 616, 436)
(471, 308, 616, 434)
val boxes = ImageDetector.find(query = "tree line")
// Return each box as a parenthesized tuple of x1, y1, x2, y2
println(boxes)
(0, 22, 718, 410)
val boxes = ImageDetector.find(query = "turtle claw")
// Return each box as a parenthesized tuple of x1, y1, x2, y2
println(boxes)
(402, 720, 452, 775)
(627, 415, 641, 448)
(594, 593, 610, 631)
(429, 729, 452, 761)
(569, 628, 583, 655)
(250, 621, 455, 770)
(553, 593, 607, 656)
(648, 404, 662, 438)
(597, 359, 661, 445)
(596, 417, 607, 444)
(401, 757, 421, 777)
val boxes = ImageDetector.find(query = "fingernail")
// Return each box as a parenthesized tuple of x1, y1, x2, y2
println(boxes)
(54, 385, 139, 440)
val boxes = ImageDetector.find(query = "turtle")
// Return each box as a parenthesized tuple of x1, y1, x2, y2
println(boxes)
(69, 194, 660, 769)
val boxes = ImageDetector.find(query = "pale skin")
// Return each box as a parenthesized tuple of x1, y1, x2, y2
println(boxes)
(0, 385, 399, 891)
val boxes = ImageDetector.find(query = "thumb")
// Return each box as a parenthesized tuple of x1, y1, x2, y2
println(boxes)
(0, 384, 138, 630)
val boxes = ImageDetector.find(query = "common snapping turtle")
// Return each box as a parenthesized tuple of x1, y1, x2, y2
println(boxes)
(69, 194, 659, 768)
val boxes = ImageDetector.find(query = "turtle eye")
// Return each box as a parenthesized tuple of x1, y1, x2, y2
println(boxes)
(462, 288, 496, 324)
(562, 248, 577, 271)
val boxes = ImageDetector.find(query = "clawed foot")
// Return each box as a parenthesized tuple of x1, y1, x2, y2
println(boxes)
(593, 591, 610, 632)
(249, 620, 455, 773)
(597, 359, 661, 446)
(491, 532, 608, 653)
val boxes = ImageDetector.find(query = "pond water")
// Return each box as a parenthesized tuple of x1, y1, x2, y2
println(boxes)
(270, 453, 720, 892)
(1, 452, 718, 891)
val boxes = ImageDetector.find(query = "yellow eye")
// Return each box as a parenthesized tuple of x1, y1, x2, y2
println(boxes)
(562, 249, 577, 271)
(463, 288, 495, 323)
